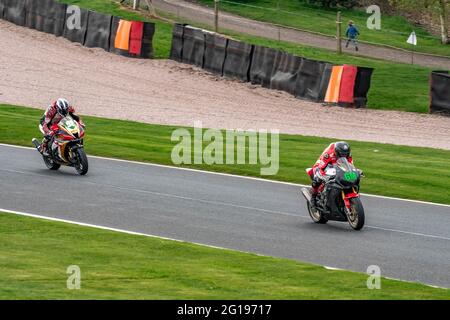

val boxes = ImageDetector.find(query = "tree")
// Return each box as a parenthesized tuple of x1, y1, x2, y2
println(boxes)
(390, 0, 449, 44)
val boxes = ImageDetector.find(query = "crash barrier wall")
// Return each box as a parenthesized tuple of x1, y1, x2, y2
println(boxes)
(270, 52, 303, 95)
(0, 0, 4, 19)
(430, 71, 450, 115)
(325, 66, 344, 103)
(338, 65, 358, 104)
(0, 0, 155, 59)
(250, 45, 278, 88)
(169, 23, 185, 62)
(295, 59, 333, 102)
(182, 26, 206, 67)
(223, 39, 254, 81)
(203, 32, 228, 75)
(353, 67, 374, 108)
(26, 0, 66, 37)
(63, 6, 88, 44)
(84, 11, 112, 51)
(111, 17, 132, 56)
(3, 0, 26, 26)
(170, 24, 374, 107)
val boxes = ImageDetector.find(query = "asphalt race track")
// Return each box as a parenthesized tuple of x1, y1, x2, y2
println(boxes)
(1, 144, 449, 288)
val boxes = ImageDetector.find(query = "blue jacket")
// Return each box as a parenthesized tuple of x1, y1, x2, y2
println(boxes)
(346, 25, 360, 38)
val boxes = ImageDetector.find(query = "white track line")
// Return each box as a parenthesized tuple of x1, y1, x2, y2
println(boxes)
(0, 208, 448, 290)
(1, 142, 449, 208)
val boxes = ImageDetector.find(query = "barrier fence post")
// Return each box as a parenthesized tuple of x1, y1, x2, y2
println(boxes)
(214, 0, 219, 33)
(133, 0, 140, 10)
(336, 11, 342, 54)
(277, 1, 281, 42)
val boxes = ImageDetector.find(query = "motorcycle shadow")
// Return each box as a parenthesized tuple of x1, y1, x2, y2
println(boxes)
(33, 167, 89, 177)
(298, 220, 366, 233)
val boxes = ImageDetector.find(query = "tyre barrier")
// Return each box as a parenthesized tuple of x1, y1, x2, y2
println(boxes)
(0, 0, 155, 59)
(295, 59, 332, 102)
(203, 32, 228, 75)
(250, 45, 278, 88)
(353, 67, 374, 108)
(63, 6, 89, 44)
(182, 26, 206, 67)
(317, 63, 333, 102)
(3, 0, 26, 26)
(170, 24, 374, 108)
(223, 39, 254, 81)
(26, 0, 66, 37)
(270, 52, 303, 95)
(84, 11, 112, 52)
(430, 71, 450, 115)
(0, 0, 4, 19)
(169, 23, 185, 62)
(110, 16, 132, 57)
(338, 64, 358, 104)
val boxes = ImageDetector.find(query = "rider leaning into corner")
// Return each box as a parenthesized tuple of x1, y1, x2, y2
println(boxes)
(38, 98, 85, 156)
(308, 141, 354, 209)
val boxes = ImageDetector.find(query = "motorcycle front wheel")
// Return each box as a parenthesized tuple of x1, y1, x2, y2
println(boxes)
(74, 148, 88, 175)
(346, 198, 365, 230)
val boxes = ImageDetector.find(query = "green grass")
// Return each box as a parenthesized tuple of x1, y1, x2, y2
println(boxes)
(1, 104, 450, 205)
(198, 0, 450, 57)
(58, 0, 436, 113)
(1, 212, 449, 299)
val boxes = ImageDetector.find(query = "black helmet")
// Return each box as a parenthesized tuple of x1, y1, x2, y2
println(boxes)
(335, 141, 351, 158)
(56, 98, 70, 117)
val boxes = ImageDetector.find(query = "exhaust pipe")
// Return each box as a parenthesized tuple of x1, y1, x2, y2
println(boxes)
(301, 187, 312, 202)
(32, 138, 41, 150)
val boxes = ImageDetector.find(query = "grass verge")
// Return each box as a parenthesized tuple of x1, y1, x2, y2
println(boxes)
(1, 104, 449, 205)
(197, 0, 450, 57)
(1, 212, 449, 299)
(59, 0, 437, 113)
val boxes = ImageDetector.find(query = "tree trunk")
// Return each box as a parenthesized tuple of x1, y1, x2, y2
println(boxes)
(439, 0, 449, 44)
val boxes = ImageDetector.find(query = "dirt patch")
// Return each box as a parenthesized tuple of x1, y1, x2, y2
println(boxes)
(1, 20, 449, 150)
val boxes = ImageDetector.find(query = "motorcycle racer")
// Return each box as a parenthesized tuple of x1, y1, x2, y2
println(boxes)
(38, 98, 84, 155)
(308, 141, 353, 208)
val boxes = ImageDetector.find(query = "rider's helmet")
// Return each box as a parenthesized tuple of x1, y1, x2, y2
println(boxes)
(335, 141, 351, 158)
(56, 98, 70, 117)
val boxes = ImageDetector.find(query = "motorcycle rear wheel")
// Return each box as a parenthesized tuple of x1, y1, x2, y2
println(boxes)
(307, 201, 328, 224)
(43, 155, 60, 171)
(74, 148, 88, 175)
(346, 198, 365, 230)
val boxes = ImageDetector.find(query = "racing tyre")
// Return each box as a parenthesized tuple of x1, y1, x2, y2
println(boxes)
(74, 148, 88, 175)
(346, 198, 365, 230)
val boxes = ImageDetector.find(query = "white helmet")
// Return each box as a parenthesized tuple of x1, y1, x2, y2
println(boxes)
(56, 98, 70, 117)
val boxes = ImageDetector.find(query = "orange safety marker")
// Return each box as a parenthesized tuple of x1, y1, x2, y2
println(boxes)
(114, 19, 132, 50)
(324, 66, 344, 103)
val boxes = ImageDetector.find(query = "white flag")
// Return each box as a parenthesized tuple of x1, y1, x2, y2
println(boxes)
(407, 31, 417, 45)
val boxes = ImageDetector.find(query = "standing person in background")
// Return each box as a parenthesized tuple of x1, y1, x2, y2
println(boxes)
(345, 20, 360, 51)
